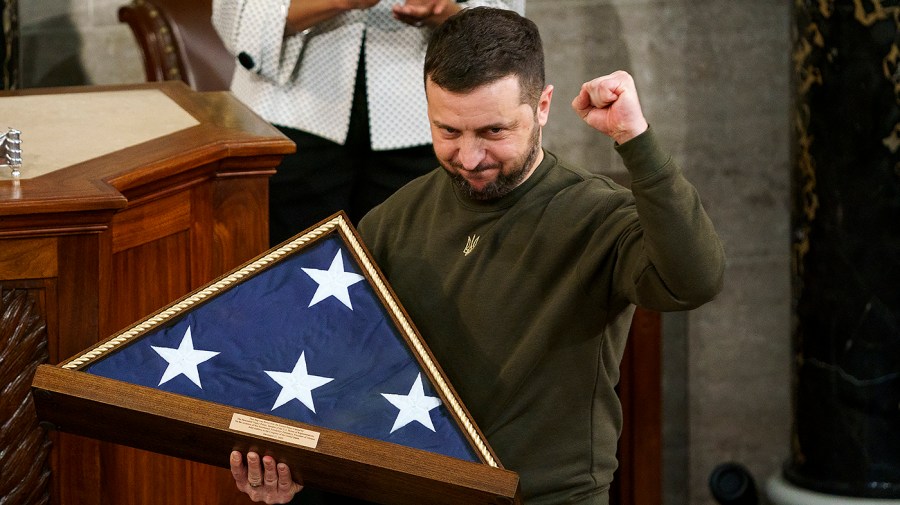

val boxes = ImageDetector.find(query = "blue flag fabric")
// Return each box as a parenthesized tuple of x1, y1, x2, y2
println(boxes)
(85, 234, 479, 462)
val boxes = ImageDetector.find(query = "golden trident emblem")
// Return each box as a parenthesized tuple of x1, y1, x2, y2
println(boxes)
(463, 235, 480, 256)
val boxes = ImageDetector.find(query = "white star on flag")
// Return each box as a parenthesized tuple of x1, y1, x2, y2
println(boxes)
(302, 250, 365, 309)
(265, 351, 335, 412)
(381, 373, 442, 434)
(151, 326, 220, 388)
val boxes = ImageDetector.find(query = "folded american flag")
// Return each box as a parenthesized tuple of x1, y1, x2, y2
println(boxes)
(84, 222, 479, 463)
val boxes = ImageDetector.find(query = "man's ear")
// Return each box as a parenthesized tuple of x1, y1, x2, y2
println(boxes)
(537, 84, 554, 127)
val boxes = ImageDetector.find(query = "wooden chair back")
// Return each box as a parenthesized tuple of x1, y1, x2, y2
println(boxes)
(118, 0, 235, 91)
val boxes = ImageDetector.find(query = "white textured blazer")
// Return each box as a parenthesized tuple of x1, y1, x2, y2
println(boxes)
(211, 0, 525, 151)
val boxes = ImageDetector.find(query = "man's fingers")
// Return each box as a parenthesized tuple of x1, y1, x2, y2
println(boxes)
(263, 456, 279, 487)
(586, 79, 621, 108)
(575, 70, 635, 109)
(246, 452, 263, 486)
(277, 462, 302, 493)
(232, 451, 302, 503)
(229, 451, 246, 482)
(571, 88, 590, 114)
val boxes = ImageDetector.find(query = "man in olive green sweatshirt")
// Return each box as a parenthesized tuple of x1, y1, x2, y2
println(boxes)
(232, 7, 725, 505)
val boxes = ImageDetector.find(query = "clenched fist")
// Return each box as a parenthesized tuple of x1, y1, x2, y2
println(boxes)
(571, 70, 649, 145)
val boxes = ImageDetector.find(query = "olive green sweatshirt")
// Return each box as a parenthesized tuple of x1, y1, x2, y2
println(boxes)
(358, 129, 725, 504)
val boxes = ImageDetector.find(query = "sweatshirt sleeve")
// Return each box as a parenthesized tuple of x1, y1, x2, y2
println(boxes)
(611, 128, 726, 311)
(211, 0, 306, 86)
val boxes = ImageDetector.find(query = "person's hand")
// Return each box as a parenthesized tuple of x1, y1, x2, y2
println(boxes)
(392, 0, 461, 27)
(571, 70, 649, 145)
(339, 0, 381, 10)
(231, 451, 303, 504)
(286, 0, 380, 34)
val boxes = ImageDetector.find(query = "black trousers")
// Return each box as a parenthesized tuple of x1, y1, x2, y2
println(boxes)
(268, 55, 436, 247)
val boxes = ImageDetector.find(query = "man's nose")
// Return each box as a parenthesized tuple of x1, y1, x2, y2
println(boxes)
(457, 137, 486, 170)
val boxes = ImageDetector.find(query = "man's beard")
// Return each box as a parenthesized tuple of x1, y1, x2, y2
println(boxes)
(443, 124, 541, 201)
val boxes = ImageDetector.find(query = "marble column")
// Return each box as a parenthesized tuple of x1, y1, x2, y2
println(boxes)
(1, 0, 18, 90)
(787, 0, 900, 499)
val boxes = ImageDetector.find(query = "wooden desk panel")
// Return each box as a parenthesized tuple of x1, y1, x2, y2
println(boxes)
(611, 307, 662, 505)
(0, 81, 293, 505)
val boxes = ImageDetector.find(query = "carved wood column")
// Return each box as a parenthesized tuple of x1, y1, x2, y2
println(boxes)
(0, 287, 51, 505)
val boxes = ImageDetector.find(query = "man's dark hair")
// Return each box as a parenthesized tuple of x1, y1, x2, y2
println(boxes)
(424, 7, 545, 108)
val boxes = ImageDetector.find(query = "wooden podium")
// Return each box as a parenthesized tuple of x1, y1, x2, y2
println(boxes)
(0, 81, 294, 505)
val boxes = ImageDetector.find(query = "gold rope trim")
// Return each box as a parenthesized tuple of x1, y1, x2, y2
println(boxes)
(60, 215, 496, 467)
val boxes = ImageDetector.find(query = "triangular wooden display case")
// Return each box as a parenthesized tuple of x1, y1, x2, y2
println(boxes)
(31, 212, 521, 505)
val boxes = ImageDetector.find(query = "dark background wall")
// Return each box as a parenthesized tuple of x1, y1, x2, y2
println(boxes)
(2, 0, 20, 89)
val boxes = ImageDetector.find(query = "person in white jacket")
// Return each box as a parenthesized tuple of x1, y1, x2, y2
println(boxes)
(212, 0, 525, 245)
